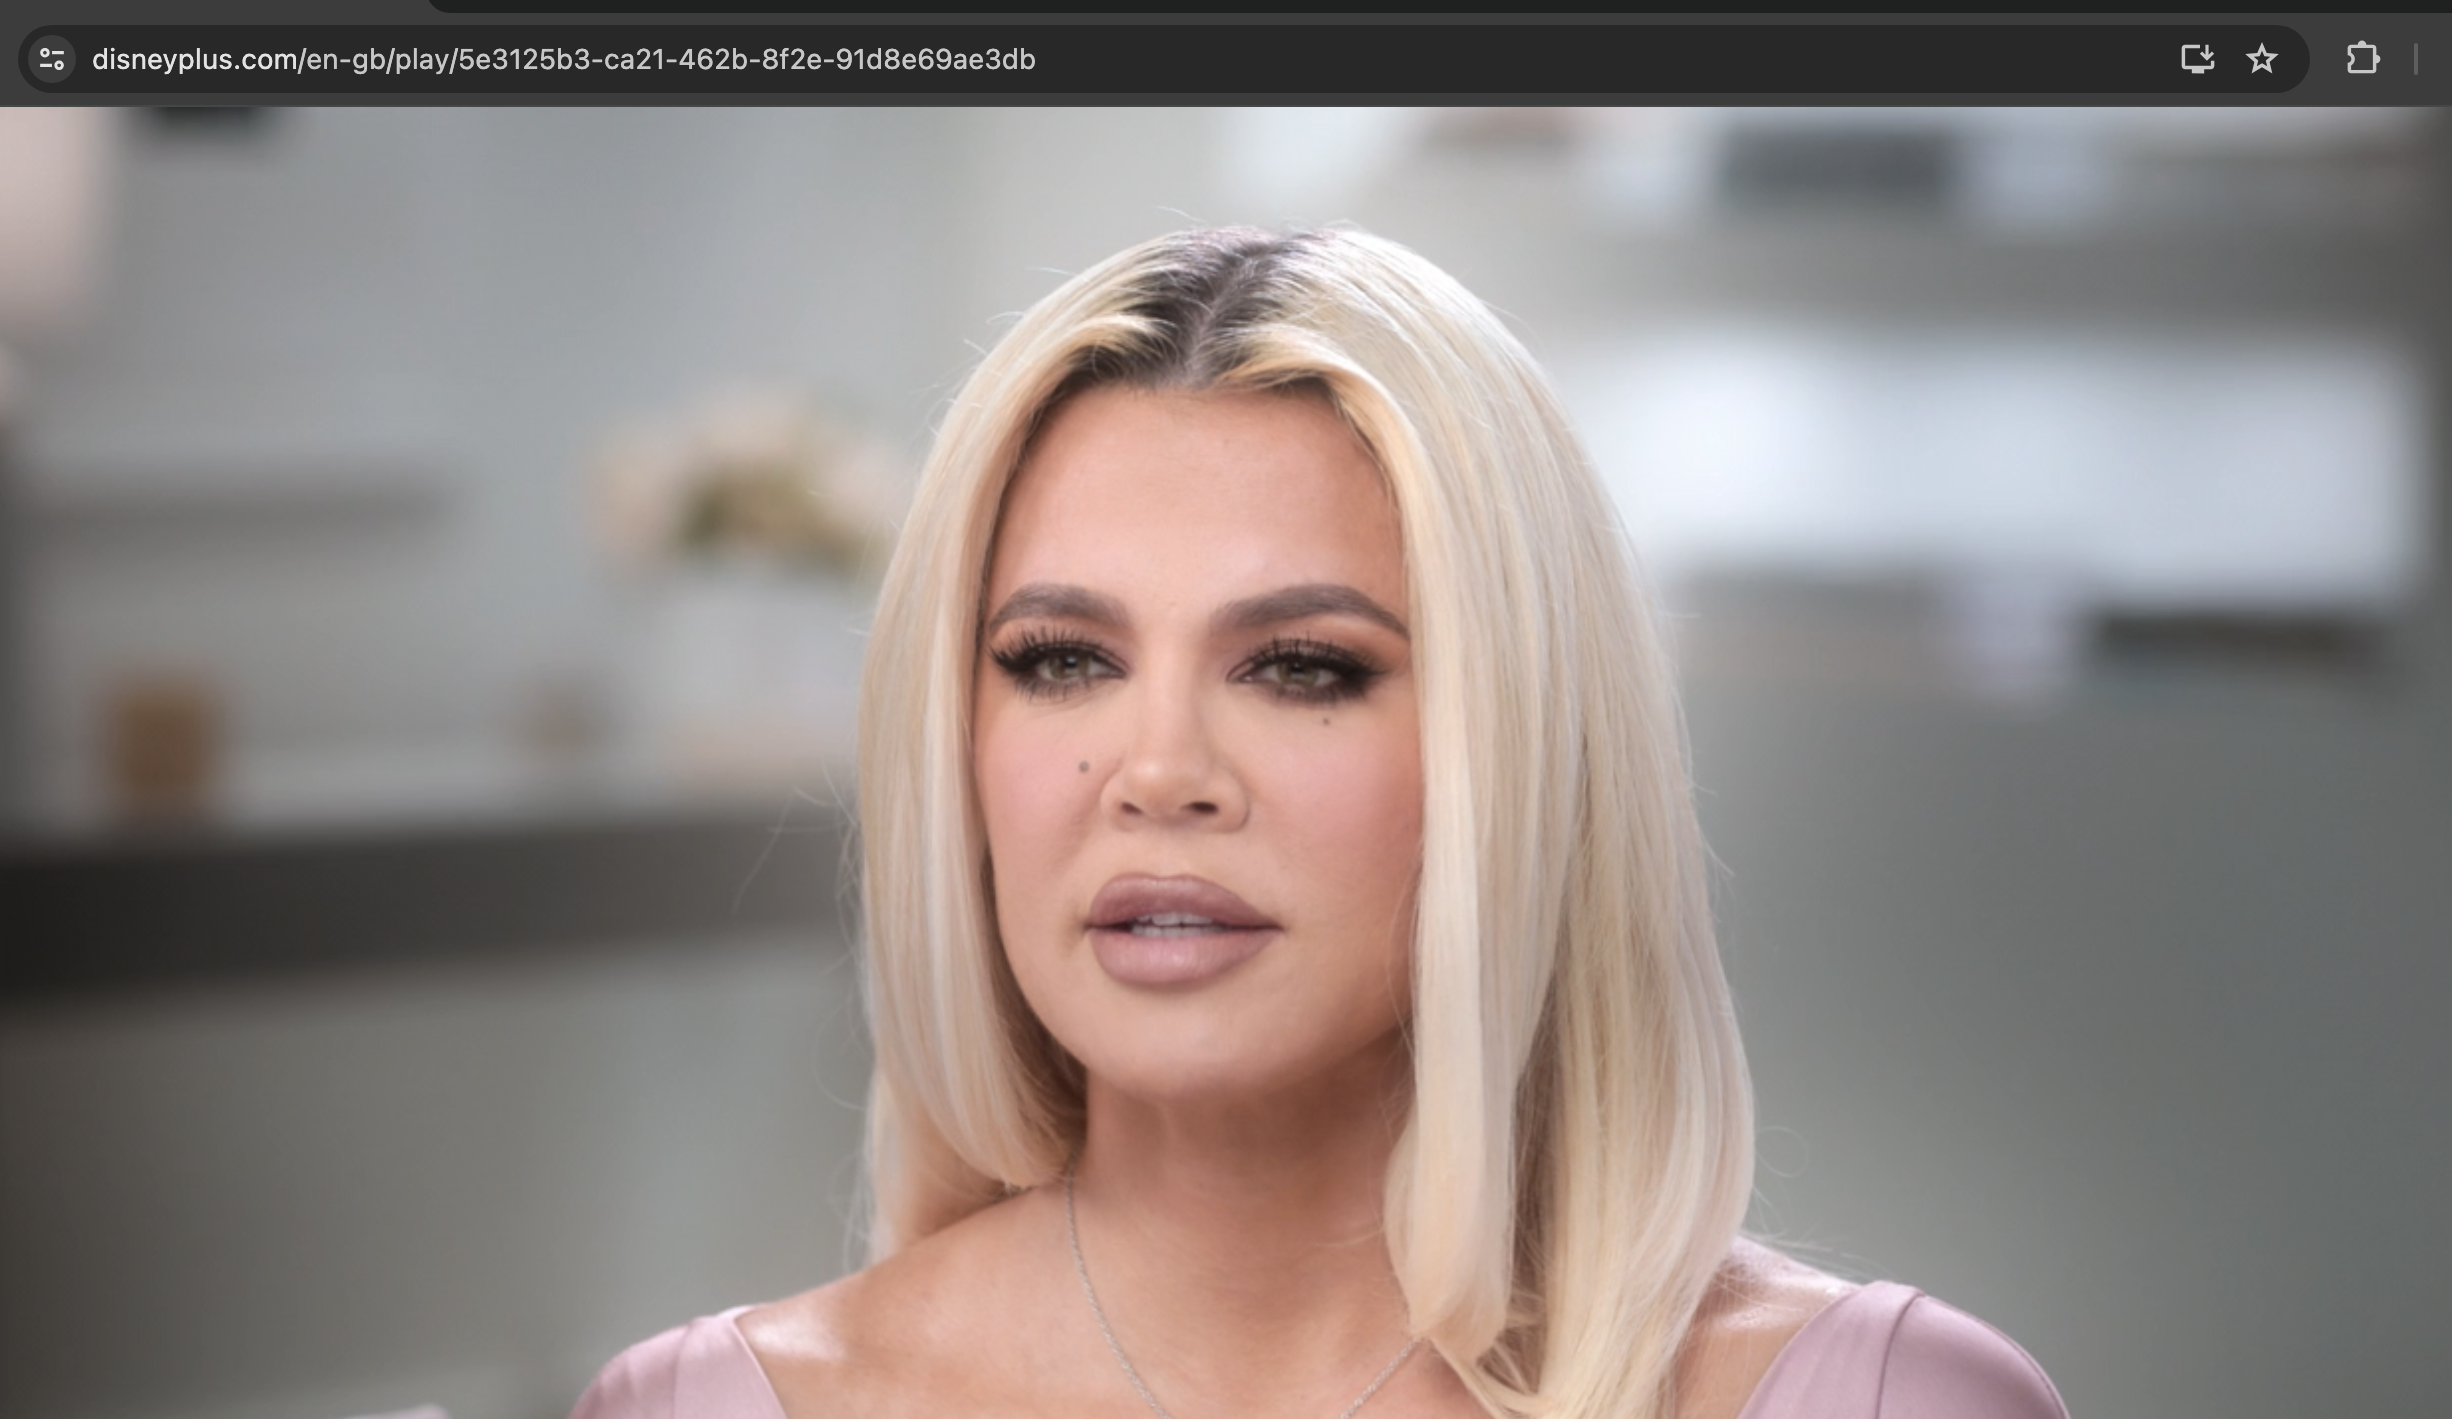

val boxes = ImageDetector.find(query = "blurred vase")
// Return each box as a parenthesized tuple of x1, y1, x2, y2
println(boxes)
(103, 672, 222, 821)
(629, 566, 867, 790)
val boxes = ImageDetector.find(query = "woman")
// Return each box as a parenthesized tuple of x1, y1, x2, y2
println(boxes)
(575, 228, 2067, 1419)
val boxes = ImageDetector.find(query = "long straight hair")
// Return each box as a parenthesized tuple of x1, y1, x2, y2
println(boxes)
(856, 228, 1753, 1419)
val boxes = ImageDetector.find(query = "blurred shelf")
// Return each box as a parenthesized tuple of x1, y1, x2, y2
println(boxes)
(0, 743, 856, 1001)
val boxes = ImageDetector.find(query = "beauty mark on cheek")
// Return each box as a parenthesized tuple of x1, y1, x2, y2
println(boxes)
(1079, 761, 1089, 773)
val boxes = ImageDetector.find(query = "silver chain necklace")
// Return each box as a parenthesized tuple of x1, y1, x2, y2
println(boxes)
(1063, 1165, 1422, 1419)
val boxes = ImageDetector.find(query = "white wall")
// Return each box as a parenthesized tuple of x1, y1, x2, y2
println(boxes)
(18, 108, 970, 784)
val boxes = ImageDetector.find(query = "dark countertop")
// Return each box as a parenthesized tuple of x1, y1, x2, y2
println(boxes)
(0, 798, 854, 999)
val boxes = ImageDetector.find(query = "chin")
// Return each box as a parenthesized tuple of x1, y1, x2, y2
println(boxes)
(1069, 1016, 1410, 1113)
(1082, 1035, 1310, 1104)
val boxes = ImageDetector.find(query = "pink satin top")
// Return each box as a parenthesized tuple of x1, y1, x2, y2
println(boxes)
(573, 1281, 2067, 1419)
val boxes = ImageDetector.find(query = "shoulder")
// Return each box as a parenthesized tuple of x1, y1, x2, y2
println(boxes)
(1736, 1274, 2067, 1419)
(569, 1310, 780, 1419)
(731, 1271, 880, 1419)
(733, 1187, 1073, 1419)
(1876, 1291, 2068, 1419)
(1677, 1240, 1858, 1419)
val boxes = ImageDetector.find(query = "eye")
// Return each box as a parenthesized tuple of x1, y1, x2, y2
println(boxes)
(989, 633, 1119, 702)
(1239, 638, 1381, 705)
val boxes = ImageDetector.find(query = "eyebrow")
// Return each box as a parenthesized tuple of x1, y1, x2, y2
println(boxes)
(982, 583, 1130, 636)
(982, 581, 1409, 641)
(1213, 584, 1410, 640)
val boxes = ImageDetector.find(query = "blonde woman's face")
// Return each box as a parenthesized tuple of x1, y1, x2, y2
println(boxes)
(974, 386, 1422, 1105)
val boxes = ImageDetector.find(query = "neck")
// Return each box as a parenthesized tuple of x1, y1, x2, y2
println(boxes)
(1063, 1034, 1421, 1412)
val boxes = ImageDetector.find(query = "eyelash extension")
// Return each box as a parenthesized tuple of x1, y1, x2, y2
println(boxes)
(987, 631, 1384, 707)
(988, 630, 1120, 702)
(1237, 636, 1384, 706)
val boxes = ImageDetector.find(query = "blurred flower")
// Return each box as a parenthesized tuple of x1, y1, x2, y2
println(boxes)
(592, 386, 904, 580)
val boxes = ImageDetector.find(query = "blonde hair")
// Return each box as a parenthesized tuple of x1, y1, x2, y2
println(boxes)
(856, 228, 1753, 1419)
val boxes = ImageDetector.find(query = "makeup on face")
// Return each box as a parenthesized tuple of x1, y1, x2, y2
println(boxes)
(971, 385, 1423, 1099)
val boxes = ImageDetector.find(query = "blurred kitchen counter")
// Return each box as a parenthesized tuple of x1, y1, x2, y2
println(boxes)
(0, 742, 856, 998)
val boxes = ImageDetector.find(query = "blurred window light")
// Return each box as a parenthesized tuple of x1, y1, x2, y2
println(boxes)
(1573, 107, 2431, 234)
(1560, 328, 2429, 695)
(1219, 107, 2431, 237)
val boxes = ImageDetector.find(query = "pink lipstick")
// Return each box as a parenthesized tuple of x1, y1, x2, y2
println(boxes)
(1086, 875, 1279, 987)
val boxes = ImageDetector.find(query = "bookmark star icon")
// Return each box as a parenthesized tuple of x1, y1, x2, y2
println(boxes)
(2247, 44, 2277, 73)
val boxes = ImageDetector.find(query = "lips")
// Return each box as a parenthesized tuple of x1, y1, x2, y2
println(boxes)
(1086, 875, 1279, 987)
(1088, 875, 1278, 933)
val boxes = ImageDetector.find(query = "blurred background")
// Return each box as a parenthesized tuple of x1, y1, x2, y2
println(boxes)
(0, 106, 2444, 1419)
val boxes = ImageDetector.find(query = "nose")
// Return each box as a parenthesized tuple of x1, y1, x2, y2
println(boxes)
(1105, 677, 1248, 829)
